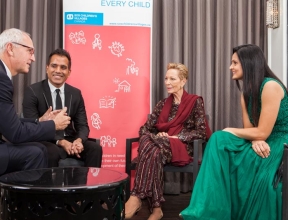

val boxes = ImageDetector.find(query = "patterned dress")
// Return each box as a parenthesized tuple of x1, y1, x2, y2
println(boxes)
(180, 78, 288, 220)
(130, 97, 207, 209)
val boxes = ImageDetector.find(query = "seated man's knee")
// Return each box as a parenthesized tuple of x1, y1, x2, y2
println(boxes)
(97, 143, 103, 155)
(25, 143, 48, 169)
(26, 142, 47, 157)
(87, 140, 102, 153)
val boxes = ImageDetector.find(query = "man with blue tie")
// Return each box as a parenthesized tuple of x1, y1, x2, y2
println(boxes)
(22, 48, 102, 168)
(0, 28, 71, 175)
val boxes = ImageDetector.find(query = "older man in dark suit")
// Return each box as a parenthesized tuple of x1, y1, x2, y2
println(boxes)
(0, 28, 70, 175)
(22, 48, 102, 168)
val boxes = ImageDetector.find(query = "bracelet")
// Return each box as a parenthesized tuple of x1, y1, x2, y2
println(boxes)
(56, 140, 60, 145)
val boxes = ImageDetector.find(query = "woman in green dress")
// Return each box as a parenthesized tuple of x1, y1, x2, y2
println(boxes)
(180, 44, 288, 220)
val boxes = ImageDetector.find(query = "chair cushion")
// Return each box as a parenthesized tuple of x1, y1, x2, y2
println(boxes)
(131, 156, 201, 167)
(58, 158, 84, 167)
(130, 156, 199, 173)
(131, 157, 139, 164)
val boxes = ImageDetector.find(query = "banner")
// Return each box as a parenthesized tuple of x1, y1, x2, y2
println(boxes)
(63, 0, 152, 172)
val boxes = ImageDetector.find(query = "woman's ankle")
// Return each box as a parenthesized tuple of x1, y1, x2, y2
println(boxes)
(152, 207, 163, 215)
(148, 208, 163, 220)
(126, 195, 141, 204)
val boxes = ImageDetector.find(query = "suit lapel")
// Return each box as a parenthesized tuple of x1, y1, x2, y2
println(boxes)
(43, 79, 53, 109)
(43, 80, 72, 114)
(0, 60, 6, 75)
(64, 85, 72, 116)
(0, 60, 13, 97)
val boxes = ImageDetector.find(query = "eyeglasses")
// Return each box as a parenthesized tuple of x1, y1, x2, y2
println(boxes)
(11, 42, 35, 55)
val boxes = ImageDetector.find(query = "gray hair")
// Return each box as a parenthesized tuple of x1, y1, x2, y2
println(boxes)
(0, 28, 30, 53)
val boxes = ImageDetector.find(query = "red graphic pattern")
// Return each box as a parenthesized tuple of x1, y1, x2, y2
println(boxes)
(65, 25, 151, 172)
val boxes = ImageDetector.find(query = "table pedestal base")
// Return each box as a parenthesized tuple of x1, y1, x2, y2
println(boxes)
(1, 184, 126, 220)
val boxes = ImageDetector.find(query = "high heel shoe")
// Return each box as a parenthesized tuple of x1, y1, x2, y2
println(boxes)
(125, 201, 142, 219)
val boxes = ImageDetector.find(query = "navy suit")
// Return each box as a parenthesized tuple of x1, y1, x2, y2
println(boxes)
(0, 60, 55, 175)
(22, 79, 102, 167)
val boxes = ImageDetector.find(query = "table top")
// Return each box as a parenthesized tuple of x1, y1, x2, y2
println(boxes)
(0, 167, 128, 192)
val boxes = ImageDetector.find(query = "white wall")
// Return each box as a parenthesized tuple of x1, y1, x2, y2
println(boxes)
(268, 0, 287, 86)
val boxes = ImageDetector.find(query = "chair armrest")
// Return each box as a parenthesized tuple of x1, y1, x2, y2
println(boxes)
(125, 137, 140, 175)
(193, 139, 206, 163)
(88, 138, 100, 146)
(192, 139, 206, 184)
(125, 137, 206, 172)
(125, 137, 140, 201)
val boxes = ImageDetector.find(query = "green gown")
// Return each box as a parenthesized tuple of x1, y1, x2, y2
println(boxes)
(180, 78, 288, 220)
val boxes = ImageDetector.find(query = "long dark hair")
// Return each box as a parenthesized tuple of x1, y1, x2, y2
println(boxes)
(233, 44, 287, 126)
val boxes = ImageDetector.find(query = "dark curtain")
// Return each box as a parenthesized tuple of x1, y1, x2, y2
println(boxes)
(0, 0, 267, 194)
(0, 0, 63, 113)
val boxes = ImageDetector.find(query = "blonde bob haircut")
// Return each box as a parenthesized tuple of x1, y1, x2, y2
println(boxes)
(167, 63, 188, 80)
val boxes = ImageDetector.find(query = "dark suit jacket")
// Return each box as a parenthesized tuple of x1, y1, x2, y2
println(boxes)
(22, 79, 89, 142)
(0, 60, 55, 174)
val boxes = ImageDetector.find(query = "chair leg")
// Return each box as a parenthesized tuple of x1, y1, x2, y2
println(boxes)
(126, 178, 131, 201)
(192, 139, 202, 190)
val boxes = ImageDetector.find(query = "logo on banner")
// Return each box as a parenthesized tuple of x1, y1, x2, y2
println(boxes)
(108, 41, 125, 57)
(69, 31, 86, 44)
(90, 168, 100, 177)
(67, 14, 73, 20)
(115, 80, 131, 92)
(100, 135, 117, 147)
(91, 113, 102, 129)
(126, 58, 139, 76)
(99, 96, 116, 108)
(92, 33, 102, 50)
(65, 12, 103, 25)
(113, 78, 120, 84)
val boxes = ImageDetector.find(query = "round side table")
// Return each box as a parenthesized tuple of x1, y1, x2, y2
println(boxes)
(0, 167, 128, 220)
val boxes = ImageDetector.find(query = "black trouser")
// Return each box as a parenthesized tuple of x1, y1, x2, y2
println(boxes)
(41, 137, 102, 168)
(5, 142, 48, 174)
